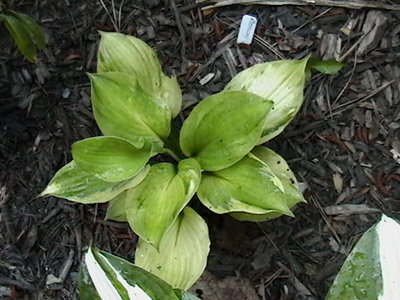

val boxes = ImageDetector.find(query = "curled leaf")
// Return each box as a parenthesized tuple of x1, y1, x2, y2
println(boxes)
(72, 136, 152, 182)
(225, 58, 309, 143)
(97, 32, 182, 117)
(135, 207, 210, 290)
(39, 162, 149, 204)
(180, 91, 272, 171)
(126, 159, 201, 248)
(89, 72, 171, 151)
(230, 146, 305, 222)
(197, 154, 293, 217)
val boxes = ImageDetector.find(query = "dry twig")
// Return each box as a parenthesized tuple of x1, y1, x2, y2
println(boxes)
(197, 0, 400, 10)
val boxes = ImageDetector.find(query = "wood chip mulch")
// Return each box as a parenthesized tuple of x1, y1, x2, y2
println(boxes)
(0, 1, 399, 299)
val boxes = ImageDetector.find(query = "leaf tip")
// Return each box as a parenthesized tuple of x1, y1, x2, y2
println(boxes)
(281, 205, 295, 218)
(38, 185, 53, 198)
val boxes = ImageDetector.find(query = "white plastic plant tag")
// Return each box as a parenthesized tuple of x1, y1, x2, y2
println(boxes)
(237, 15, 257, 45)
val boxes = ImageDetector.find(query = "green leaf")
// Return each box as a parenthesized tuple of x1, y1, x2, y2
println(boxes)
(7, 10, 46, 49)
(135, 207, 210, 290)
(79, 247, 182, 300)
(97, 32, 182, 117)
(225, 57, 309, 143)
(105, 191, 128, 222)
(159, 74, 182, 118)
(126, 159, 201, 248)
(1, 12, 37, 61)
(197, 154, 293, 216)
(230, 146, 305, 222)
(179, 291, 201, 300)
(98, 31, 162, 94)
(180, 91, 273, 171)
(327, 215, 400, 299)
(39, 161, 149, 204)
(105, 161, 203, 223)
(72, 136, 152, 182)
(307, 57, 344, 75)
(89, 72, 171, 151)
(78, 260, 102, 300)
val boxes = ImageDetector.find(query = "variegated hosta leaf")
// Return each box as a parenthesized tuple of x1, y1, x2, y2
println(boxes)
(327, 215, 400, 300)
(79, 247, 186, 300)
(225, 57, 309, 143)
(39, 162, 149, 204)
(106, 158, 201, 224)
(126, 159, 201, 248)
(230, 146, 305, 222)
(180, 91, 273, 171)
(89, 72, 171, 152)
(97, 31, 182, 117)
(72, 136, 152, 182)
(196, 154, 293, 216)
(135, 207, 210, 290)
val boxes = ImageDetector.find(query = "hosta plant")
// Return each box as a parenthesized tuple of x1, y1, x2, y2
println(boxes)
(40, 31, 338, 291)
(0, 2, 45, 62)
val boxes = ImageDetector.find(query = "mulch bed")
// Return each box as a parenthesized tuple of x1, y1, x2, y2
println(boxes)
(1, 0, 399, 299)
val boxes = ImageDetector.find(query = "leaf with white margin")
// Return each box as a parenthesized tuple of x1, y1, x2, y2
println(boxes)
(180, 91, 273, 171)
(326, 214, 400, 300)
(197, 154, 293, 216)
(230, 146, 305, 222)
(72, 136, 152, 182)
(39, 162, 149, 204)
(225, 57, 309, 143)
(135, 207, 210, 290)
(126, 159, 201, 248)
(97, 32, 182, 117)
(79, 247, 184, 300)
(89, 72, 171, 152)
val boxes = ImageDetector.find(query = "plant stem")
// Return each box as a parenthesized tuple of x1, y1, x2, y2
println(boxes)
(162, 121, 185, 162)
(163, 148, 181, 162)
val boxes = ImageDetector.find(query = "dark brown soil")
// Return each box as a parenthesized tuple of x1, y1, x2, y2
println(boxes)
(1, 1, 399, 299)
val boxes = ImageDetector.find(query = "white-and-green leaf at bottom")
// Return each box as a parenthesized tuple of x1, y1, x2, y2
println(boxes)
(327, 214, 400, 300)
(79, 247, 199, 300)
